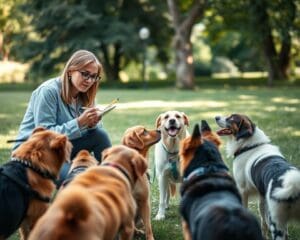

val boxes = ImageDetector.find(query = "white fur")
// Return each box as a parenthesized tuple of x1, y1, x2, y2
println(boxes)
(273, 169, 300, 200)
(216, 115, 300, 240)
(154, 111, 189, 220)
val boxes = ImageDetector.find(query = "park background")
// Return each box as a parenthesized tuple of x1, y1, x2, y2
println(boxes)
(1, 1, 300, 239)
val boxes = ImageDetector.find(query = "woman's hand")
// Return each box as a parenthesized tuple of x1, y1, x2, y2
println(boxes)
(77, 107, 102, 128)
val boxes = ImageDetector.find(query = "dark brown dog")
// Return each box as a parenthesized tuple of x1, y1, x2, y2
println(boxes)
(122, 125, 161, 240)
(0, 127, 72, 240)
(29, 145, 148, 240)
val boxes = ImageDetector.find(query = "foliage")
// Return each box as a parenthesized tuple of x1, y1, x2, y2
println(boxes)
(206, 0, 299, 83)
(12, 0, 172, 81)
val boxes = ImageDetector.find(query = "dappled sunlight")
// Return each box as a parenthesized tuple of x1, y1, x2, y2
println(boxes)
(112, 100, 228, 109)
(264, 106, 277, 112)
(271, 97, 300, 104)
(291, 131, 300, 137)
(238, 95, 257, 100)
(0, 113, 9, 119)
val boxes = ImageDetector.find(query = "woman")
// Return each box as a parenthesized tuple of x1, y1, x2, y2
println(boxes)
(13, 50, 112, 185)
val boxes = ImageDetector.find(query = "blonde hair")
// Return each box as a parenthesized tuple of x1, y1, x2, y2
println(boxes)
(61, 50, 102, 107)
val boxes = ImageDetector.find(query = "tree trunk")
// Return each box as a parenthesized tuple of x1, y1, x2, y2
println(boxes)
(174, 33, 194, 89)
(100, 43, 121, 82)
(167, 0, 206, 89)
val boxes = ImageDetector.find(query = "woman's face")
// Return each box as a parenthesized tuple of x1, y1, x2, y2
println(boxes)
(69, 62, 99, 97)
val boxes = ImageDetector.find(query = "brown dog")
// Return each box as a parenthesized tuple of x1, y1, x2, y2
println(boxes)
(59, 149, 98, 188)
(122, 125, 161, 240)
(0, 127, 72, 240)
(29, 145, 148, 240)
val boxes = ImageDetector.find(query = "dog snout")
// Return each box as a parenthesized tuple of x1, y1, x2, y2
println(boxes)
(215, 116, 221, 121)
(169, 119, 176, 125)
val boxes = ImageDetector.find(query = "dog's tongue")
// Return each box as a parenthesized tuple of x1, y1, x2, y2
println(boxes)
(168, 127, 179, 137)
(217, 128, 232, 136)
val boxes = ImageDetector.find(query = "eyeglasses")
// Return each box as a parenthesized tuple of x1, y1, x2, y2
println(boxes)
(78, 71, 101, 82)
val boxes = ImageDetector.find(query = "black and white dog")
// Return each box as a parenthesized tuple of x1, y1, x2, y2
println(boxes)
(179, 121, 263, 240)
(215, 114, 300, 240)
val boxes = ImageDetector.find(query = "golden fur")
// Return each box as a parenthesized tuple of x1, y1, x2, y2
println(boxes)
(58, 149, 98, 190)
(29, 145, 148, 240)
(122, 125, 161, 240)
(0, 127, 72, 240)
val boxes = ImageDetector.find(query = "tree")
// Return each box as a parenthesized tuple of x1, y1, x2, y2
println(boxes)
(0, 0, 25, 61)
(211, 0, 298, 86)
(167, 0, 207, 89)
(15, 0, 171, 82)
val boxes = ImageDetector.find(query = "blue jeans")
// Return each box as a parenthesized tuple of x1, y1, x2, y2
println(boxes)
(57, 126, 111, 187)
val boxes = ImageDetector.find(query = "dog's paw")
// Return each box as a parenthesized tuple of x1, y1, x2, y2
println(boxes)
(154, 213, 165, 220)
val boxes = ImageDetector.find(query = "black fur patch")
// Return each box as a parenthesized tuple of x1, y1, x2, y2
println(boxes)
(251, 155, 294, 200)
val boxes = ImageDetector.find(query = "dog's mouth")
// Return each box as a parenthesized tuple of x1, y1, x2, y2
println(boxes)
(165, 126, 181, 137)
(216, 128, 233, 136)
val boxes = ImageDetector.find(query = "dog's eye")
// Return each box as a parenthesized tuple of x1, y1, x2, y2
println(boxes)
(143, 129, 148, 135)
(175, 114, 180, 119)
(164, 115, 169, 119)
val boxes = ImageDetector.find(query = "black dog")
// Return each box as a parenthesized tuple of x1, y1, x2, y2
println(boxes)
(179, 121, 263, 240)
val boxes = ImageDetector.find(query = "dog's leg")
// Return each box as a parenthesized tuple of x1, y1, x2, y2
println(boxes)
(268, 215, 288, 240)
(181, 220, 192, 240)
(155, 174, 168, 220)
(140, 197, 155, 240)
(258, 196, 269, 239)
(120, 220, 135, 240)
(241, 191, 249, 208)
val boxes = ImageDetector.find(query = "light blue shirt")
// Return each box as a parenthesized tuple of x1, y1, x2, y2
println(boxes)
(14, 77, 91, 149)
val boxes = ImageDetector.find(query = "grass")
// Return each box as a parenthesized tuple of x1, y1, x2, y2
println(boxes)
(1, 86, 300, 240)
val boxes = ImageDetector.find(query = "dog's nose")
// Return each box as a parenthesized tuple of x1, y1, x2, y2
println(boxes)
(169, 119, 176, 124)
(215, 116, 220, 121)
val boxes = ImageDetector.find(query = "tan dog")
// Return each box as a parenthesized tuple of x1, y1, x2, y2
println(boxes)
(60, 149, 98, 188)
(122, 125, 161, 240)
(29, 145, 148, 240)
(154, 111, 189, 220)
(0, 127, 72, 240)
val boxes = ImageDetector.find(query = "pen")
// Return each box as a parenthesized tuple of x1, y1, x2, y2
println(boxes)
(81, 98, 119, 110)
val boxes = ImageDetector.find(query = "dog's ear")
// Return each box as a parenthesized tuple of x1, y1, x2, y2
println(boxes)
(101, 147, 110, 162)
(123, 131, 144, 150)
(201, 120, 211, 133)
(132, 154, 148, 178)
(192, 123, 201, 140)
(50, 135, 68, 150)
(155, 114, 162, 129)
(32, 126, 46, 134)
(182, 112, 190, 126)
(236, 117, 256, 140)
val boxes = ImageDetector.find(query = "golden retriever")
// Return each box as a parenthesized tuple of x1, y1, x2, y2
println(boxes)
(0, 127, 72, 240)
(29, 145, 148, 240)
(122, 125, 161, 240)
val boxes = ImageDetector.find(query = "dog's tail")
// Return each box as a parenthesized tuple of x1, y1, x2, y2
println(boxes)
(170, 182, 176, 197)
(60, 186, 92, 223)
(272, 169, 300, 201)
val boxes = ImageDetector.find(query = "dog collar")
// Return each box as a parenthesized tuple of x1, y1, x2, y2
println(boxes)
(183, 164, 229, 182)
(101, 162, 133, 186)
(162, 143, 179, 155)
(234, 142, 270, 158)
(11, 157, 57, 183)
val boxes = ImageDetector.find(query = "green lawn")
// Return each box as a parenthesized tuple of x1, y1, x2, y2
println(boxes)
(1, 86, 300, 240)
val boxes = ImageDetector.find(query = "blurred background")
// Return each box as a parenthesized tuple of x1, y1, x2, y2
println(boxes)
(0, 0, 299, 89)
